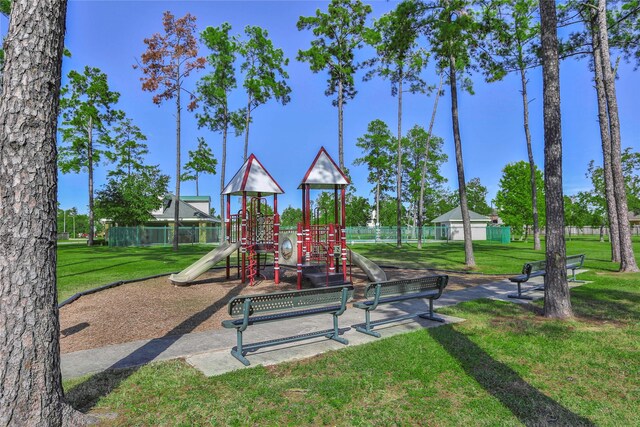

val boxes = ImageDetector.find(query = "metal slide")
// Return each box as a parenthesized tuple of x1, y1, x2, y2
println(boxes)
(169, 241, 242, 285)
(348, 249, 387, 282)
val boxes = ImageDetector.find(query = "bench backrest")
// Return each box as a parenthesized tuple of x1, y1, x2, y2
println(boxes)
(523, 254, 586, 276)
(523, 260, 546, 276)
(566, 254, 585, 269)
(228, 285, 354, 316)
(363, 275, 448, 300)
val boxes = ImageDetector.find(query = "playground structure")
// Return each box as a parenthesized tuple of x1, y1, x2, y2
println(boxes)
(171, 148, 386, 287)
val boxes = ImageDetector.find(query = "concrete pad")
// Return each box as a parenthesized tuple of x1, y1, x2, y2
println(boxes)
(186, 313, 465, 377)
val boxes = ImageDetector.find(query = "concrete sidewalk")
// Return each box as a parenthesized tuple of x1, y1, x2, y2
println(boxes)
(61, 273, 584, 379)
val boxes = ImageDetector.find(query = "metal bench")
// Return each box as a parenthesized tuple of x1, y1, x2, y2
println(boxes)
(353, 275, 448, 338)
(222, 285, 353, 366)
(509, 254, 586, 299)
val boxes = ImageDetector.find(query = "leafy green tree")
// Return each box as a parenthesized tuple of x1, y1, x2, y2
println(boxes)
(402, 125, 447, 228)
(239, 26, 291, 161)
(198, 22, 245, 241)
(479, 0, 542, 249)
(345, 195, 371, 226)
(424, 0, 482, 267)
(353, 119, 395, 227)
(465, 178, 492, 215)
(494, 161, 545, 240)
(280, 206, 302, 227)
(378, 197, 407, 227)
(564, 195, 592, 239)
(181, 137, 217, 196)
(59, 66, 121, 246)
(108, 116, 149, 178)
(297, 0, 372, 168)
(313, 192, 336, 225)
(95, 167, 169, 226)
(366, 0, 428, 248)
(137, 11, 205, 251)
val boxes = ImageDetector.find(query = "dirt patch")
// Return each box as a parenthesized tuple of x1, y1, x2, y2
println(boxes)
(59, 266, 501, 354)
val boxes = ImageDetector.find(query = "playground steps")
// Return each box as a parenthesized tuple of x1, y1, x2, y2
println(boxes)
(304, 271, 348, 287)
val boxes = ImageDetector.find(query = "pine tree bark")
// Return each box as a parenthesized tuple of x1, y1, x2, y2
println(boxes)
(220, 110, 228, 243)
(417, 75, 443, 250)
(539, 0, 573, 319)
(244, 93, 252, 162)
(591, 27, 620, 262)
(338, 79, 344, 169)
(396, 75, 403, 248)
(449, 55, 475, 267)
(0, 0, 91, 424)
(173, 73, 181, 251)
(87, 117, 95, 246)
(596, 0, 639, 272)
(519, 67, 541, 251)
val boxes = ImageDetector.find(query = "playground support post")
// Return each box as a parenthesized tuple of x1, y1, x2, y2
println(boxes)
(328, 224, 335, 274)
(241, 192, 247, 283)
(297, 222, 303, 289)
(226, 194, 231, 279)
(274, 194, 280, 284)
(341, 187, 347, 282)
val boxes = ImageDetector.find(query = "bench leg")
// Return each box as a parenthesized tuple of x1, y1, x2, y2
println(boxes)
(508, 282, 533, 300)
(327, 313, 349, 345)
(418, 299, 445, 323)
(355, 310, 381, 338)
(231, 329, 251, 366)
(568, 268, 586, 283)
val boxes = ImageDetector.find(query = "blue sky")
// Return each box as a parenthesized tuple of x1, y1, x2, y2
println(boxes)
(2, 1, 639, 215)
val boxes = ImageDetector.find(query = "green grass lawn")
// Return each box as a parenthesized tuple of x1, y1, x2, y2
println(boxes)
(64, 268, 640, 426)
(57, 237, 640, 301)
(56, 243, 229, 301)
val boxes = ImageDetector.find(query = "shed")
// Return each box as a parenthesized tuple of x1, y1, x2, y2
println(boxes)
(431, 206, 491, 241)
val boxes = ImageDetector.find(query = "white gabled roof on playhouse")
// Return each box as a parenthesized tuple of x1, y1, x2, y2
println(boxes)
(222, 154, 284, 196)
(298, 147, 350, 189)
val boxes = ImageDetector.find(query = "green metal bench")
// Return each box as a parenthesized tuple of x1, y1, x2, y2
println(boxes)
(509, 254, 586, 299)
(222, 285, 353, 366)
(353, 275, 448, 338)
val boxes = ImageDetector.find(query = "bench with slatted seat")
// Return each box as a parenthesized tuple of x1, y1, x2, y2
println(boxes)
(222, 285, 353, 366)
(352, 275, 448, 338)
(509, 254, 586, 299)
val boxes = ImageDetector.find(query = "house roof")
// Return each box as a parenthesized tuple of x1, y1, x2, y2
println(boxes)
(222, 154, 284, 196)
(298, 147, 350, 190)
(180, 196, 210, 202)
(629, 211, 640, 222)
(153, 195, 219, 223)
(431, 206, 490, 223)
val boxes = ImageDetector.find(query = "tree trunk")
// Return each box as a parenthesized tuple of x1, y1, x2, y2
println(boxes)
(590, 10, 621, 262)
(418, 75, 443, 250)
(396, 75, 403, 248)
(596, 0, 639, 272)
(220, 113, 228, 243)
(0, 0, 90, 424)
(338, 79, 344, 169)
(173, 75, 181, 252)
(519, 67, 541, 251)
(87, 117, 94, 246)
(375, 182, 380, 227)
(195, 171, 199, 196)
(449, 55, 475, 267)
(244, 94, 252, 161)
(539, 0, 572, 319)
(599, 224, 604, 242)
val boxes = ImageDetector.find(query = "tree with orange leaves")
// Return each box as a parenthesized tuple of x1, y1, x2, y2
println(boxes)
(136, 11, 205, 251)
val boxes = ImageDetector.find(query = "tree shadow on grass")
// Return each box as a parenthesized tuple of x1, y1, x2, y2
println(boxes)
(428, 325, 596, 427)
(65, 282, 245, 413)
